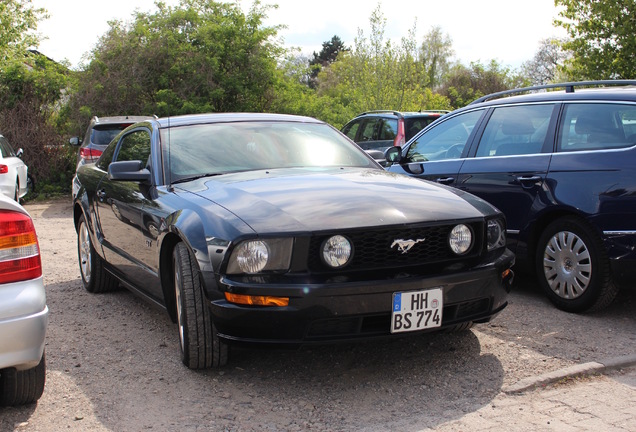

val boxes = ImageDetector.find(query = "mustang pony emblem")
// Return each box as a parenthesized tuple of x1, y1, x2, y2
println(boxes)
(391, 238, 425, 254)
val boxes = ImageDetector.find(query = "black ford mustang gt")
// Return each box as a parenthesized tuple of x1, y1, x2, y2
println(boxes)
(72, 113, 514, 369)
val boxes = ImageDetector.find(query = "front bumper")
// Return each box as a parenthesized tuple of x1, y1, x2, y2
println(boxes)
(0, 277, 49, 371)
(210, 249, 514, 346)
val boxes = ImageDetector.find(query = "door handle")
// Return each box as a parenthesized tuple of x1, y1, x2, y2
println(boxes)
(97, 189, 107, 200)
(516, 175, 541, 183)
(436, 177, 455, 185)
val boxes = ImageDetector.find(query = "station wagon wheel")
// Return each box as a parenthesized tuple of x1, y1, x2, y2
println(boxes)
(173, 242, 228, 369)
(535, 217, 619, 313)
(0, 352, 46, 406)
(77, 214, 118, 293)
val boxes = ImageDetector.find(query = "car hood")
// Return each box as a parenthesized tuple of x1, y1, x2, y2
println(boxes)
(176, 168, 492, 233)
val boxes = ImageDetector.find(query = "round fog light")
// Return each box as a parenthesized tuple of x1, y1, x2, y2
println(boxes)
(321, 235, 352, 268)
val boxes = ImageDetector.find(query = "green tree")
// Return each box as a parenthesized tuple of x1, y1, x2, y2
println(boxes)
(522, 38, 571, 85)
(308, 35, 348, 88)
(0, 0, 46, 64)
(439, 60, 527, 109)
(314, 5, 451, 125)
(69, 0, 285, 130)
(419, 26, 454, 89)
(555, 0, 636, 79)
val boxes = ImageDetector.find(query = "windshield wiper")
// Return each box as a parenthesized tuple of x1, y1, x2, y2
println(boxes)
(171, 173, 222, 184)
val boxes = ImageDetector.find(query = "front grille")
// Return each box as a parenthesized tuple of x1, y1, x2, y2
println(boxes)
(307, 222, 483, 273)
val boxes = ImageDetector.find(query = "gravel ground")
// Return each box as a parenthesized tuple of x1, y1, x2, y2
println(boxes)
(1, 198, 634, 431)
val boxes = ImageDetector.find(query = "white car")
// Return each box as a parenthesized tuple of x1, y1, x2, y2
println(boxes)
(0, 193, 48, 405)
(0, 134, 28, 201)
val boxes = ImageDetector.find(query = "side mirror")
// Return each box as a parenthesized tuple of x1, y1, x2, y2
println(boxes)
(384, 146, 403, 164)
(108, 160, 151, 182)
(69, 137, 81, 146)
(16, 148, 24, 158)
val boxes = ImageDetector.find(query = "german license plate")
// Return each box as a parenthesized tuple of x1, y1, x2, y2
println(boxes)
(391, 288, 443, 333)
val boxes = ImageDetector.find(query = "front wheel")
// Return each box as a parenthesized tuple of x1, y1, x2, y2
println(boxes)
(173, 243, 228, 369)
(535, 217, 618, 313)
(77, 214, 118, 293)
(0, 352, 46, 406)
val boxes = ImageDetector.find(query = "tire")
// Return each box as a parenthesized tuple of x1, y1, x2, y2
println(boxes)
(173, 242, 228, 369)
(13, 181, 19, 202)
(536, 217, 619, 313)
(0, 352, 46, 406)
(77, 214, 119, 293)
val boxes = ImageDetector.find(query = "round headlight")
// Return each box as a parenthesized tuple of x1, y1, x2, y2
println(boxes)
(449, 224, 472, 255)
(321, 235, 352, 268)
(235, 240, 269, 273)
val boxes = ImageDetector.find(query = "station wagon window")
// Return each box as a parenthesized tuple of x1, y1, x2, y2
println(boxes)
(406, 110, 483, 162)
(359, 119, 379, 142)
(475, 104, 553, 157)
(558, 103, 636, 152)
(377, 119, 397, 140)
(342, 121, 359, 141)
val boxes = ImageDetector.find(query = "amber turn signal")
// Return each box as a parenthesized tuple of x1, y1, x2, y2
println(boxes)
(224, 292, 289, 307)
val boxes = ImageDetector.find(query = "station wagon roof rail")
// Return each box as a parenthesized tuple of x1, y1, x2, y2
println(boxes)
(470, 80, 636, 105)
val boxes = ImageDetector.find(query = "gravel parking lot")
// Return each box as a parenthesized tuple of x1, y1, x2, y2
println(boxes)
(1, 198, 635, 431)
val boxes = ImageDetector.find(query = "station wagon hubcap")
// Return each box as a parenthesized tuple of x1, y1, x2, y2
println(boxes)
(79, 222, 92, 283)
(542, 231, 591, 299)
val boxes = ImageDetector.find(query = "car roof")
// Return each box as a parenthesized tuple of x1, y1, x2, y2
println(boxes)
(92, 115, 155, 125)
(468, 81, 636, 108)
(155, 112, 325, 128)
(353, 110, 447, 119)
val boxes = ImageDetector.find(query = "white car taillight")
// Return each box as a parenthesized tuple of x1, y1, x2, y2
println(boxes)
(0, 210, 42, 284)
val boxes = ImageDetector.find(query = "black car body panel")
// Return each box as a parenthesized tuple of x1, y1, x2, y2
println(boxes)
(73, 113, 513, 365)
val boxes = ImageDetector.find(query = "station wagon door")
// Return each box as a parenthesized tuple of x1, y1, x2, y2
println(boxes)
(456, 103, 558, 254)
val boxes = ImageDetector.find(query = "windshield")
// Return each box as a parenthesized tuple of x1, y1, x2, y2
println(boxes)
(161, 121, 376, 183)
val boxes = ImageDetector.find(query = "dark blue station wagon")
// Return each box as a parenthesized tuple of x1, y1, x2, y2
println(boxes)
(387, 81, 636, 313)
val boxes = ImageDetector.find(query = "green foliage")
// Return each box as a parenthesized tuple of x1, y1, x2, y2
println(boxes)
(69, 0, 285, 132)
(439, 60, 529, 109)
(308, 35, 348, 88)
(0, 0, 47, 64)
(311, 6, 452, 126)
(555, 0, 636, 79)
(0, 55, 74, 196)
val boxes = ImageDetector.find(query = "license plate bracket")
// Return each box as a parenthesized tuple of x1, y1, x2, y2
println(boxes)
(391, 288, 443, 333)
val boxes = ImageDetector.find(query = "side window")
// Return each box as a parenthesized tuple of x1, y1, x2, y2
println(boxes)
(116, 130, 152, 165)
(475, 104, 553, 157)
(406, 110, 483, 162)
(342, 121, 360, 141)
(558, 103, 636, 152)
(0, 136, 16, 157)
(377, 119, 397, 140)
(359, 119, 380, 142)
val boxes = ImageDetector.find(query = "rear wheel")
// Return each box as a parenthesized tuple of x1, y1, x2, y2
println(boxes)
(173, 243, 228, 369)
(536, 217, 618, 312)
(0, 352, 46, 406)
(13, 181, 19, 201)
(77, 214, 118, 293)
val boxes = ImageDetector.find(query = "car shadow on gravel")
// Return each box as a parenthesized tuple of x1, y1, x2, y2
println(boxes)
(1, 279, 506, 432)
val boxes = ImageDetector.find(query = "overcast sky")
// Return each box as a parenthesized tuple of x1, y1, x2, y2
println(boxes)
(32, 0, 566, 70)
